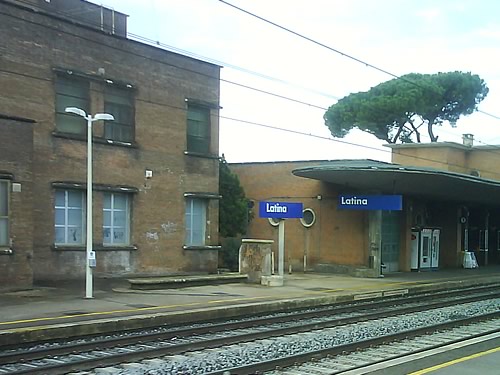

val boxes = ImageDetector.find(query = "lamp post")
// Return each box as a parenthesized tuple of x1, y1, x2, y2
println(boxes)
(65, 107, 114, 299)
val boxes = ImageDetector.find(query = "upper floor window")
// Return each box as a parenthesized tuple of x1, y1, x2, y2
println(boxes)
(104, 86, 134, 142)
(0, 180, 9, 247)
(55, 75, 89, 135)
(185, 198, 207, 246)
(187, 104, 211, 154)
(54, 189, 85, 245)
(53, 70, 135, 143)
(103, 192, 130, 246)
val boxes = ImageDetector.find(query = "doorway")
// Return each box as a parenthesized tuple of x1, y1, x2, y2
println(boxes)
(381, 211, 401, 272)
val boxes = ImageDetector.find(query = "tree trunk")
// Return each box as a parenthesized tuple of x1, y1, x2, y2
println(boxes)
(407, 118, 421, 143)
(427, 119, 438, 142)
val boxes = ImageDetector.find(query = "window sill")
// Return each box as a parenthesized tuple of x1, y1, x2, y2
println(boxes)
(183, 245, 222, 251)
(94, 245, 138, 251)
(52, 131, 138, 148)
(52, 245, 137, 251)
(0, 248, 13, 255)
(52, 245, 85, 251)
(184, 151, 220, 159)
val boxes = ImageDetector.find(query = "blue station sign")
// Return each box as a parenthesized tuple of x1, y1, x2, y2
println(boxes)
(338, 195, 403, 211)
(259, 201, 303, 219)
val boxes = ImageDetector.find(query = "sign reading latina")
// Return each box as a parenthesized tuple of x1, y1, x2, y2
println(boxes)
(338, 195, 402, 211)
(259, 201, 303, 219)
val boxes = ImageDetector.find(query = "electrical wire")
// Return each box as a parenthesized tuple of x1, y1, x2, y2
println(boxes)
(3, 1, 500, 177)
(4, 66, 500, 179)
(218, 0, 500, 122)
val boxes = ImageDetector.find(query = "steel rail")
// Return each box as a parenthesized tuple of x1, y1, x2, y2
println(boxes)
(1, 290, 498, 375)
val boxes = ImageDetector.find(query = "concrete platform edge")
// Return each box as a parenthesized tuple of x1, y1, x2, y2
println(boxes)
(1, 275, 499, 346)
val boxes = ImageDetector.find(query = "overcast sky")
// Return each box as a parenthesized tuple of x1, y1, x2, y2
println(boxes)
(89, 0, 500, 163)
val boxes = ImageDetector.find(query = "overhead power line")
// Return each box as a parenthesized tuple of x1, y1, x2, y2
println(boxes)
(5, 0, 500, 174)
(4, 66, 500, 179)
(218, 0, 500, 121)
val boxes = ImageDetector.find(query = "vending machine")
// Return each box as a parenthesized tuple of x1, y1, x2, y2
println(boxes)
(410, 228, 440, 271)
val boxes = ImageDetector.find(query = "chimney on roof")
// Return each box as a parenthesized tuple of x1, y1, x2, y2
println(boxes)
(463, 134, 474, 147)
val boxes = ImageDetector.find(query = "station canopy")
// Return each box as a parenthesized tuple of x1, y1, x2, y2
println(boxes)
(292, 160, 500, 205)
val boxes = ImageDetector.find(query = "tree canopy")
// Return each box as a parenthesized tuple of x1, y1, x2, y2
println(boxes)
(323, 71, 489, 143)
(219, 155, 249, 238)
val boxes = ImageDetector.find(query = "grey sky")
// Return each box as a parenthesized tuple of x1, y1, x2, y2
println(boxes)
(90, 0, 500, 162)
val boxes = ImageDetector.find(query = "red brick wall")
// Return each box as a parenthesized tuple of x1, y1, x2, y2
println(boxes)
(231, 161, 369, 272)
(0, 2, 221, 282)
(0, 117, 34, 291)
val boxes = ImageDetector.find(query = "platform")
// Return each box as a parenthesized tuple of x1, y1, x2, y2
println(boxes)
(1, 266, 499, 346)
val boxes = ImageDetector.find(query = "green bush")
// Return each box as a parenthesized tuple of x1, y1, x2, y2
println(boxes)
(219, 237, 241, 271)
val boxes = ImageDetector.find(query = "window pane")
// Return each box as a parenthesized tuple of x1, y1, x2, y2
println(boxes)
(55, 77, 88, 96)
(187, 135, 209, 154)
(55, 190, 65, 206)
(56, 114, 86, 135)
(105, 87, 132, 105)
(188, 120, 209, 137)
(55, 96, 89, 114)
(114, 211, 125, 227)
(113, 194, 127, 210)
(187, 107, 209, 122)
(0, 218, 7, 246)
(0, 181, 7, 216)
(55, 227, 65, 244)
(113, 229, 125, 242)
(187, 105, 210, 153)
(68, 208, 82, 226)
(103, 193, 111, 209)
(185, 198, 206, 246)
(67, 227, 82, 244)
(103, 228, 111, 244)
(68, 190, 82, 207)
(105, 103, 132, 124)
(55, 208, 65, 225)
(103, 210, 111, 226)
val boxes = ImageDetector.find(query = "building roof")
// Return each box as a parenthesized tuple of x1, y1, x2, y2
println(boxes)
(292, 160, 500, 206)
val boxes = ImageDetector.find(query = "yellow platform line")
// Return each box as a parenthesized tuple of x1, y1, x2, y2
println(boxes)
(408, 346, 500, 374)
(0, 279, 436, 330)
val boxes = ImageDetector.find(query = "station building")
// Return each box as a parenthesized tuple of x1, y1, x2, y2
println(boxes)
(0, 0, 221, 291)
(230, 136, 500, 277)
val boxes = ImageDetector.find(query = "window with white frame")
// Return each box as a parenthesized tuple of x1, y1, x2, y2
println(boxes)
(54, 189, 85, 245)
(0, 180, 9, 247)
(185, 198, 207, 246)
(103, 193, 130, 246)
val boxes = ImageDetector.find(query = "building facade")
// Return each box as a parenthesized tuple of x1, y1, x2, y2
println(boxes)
(0, 0, 221, 290)
(231, 138, 500, 277)
(0, 115, 35, 289)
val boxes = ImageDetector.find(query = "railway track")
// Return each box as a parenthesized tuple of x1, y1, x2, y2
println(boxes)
(229, 315, 500, 375)
(0, 285, 498, 374)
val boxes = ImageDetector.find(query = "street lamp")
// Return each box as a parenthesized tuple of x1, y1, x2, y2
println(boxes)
(65, 107, 114, 299)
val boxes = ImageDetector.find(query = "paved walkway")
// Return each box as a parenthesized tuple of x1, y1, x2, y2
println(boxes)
(1, 266, 499, 345)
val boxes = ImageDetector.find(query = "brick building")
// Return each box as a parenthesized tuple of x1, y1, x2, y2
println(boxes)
(0, 0, 221, 291)
(0, 115, 35, 290)
(231, 138, 500, 277)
